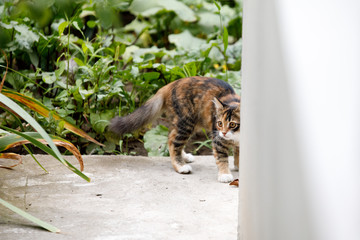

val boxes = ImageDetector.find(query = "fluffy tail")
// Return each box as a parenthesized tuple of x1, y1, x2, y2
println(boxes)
(109, 91, 165, 136)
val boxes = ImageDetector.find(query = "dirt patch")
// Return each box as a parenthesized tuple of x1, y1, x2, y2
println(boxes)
(123, 133, 213, 156)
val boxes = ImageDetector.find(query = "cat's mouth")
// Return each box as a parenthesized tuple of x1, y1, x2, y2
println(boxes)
(219, 132, 232, 140)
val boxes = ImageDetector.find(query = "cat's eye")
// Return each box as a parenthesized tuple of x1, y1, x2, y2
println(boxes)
(217, 121, 223, 127)
(229, 122, 237, 128)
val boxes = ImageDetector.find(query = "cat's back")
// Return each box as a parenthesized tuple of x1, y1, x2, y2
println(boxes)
(161, 76, 236, 103)
(159, 77, 239, 128)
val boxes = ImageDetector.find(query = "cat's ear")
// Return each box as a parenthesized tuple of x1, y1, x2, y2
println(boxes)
(235, 103, 241, 112)
(213, 97, 225, 110)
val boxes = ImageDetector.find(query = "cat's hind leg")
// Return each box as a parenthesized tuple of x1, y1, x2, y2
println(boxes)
(168, 117, 195, 174)
(182, 150, 195, 163)
(168, 128, 192, 174)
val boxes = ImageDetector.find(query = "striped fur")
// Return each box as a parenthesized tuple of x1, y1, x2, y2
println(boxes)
(110, 76, 240, 182)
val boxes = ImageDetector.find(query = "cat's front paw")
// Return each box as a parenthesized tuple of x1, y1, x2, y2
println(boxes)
(178, 164, 192, 174)
(218, 174, 234, 183)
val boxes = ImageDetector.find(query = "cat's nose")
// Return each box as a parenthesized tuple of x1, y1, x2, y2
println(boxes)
(222, 131, 227, 136)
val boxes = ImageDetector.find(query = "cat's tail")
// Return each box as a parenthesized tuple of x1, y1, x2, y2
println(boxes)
(109, 89, 166, 136)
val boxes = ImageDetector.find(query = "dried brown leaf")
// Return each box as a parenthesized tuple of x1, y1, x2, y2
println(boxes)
(229, 179, 239, 187)
(0, 153, 22, 169)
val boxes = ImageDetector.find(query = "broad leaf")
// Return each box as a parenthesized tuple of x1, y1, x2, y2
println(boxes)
(130, 0, 196, 22)
(143, 125, 169, 156)
(168, 30, 206, 50)
(58, 20, 69, 35)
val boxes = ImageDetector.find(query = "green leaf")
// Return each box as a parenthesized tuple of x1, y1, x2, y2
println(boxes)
(129, 0, 196, 22)
(1, 126, 89, 182)
(0, 94, 63, 161)
(0, 198, 60, 233)
(81, 42, 88, 54)
(0, 94, 90, 181)
(124, 18, 150, 34)
(143, 72, 160, 81)
(72, 21, 84, 38)
(87, 20, 97, 28)
(143, 125, 169, 156)
(103, 141, 116, 153)
(58, 21, 69, 35)
(214, 0, 221, 11)
(158, 0, 196, 22)
(84, 42, 94, 54)
(73, 57, 85, 67)
(10, 23, 40, 50)
(90, 110, 113, 134)
(55, 61, 66, 78)
(0, 131, 85, 172)
(223, 26, 229, 54)
(143, 53, 155, 62)
(28, 52, 39, 67)
(183, 62, 198, 77)
(2, 89, 102, 146)
(114, 45, 120, 61)
(168, 30, 206, 50)
(42, 72, 56, 84)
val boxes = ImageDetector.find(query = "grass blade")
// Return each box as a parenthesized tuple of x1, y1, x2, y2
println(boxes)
(1, 89, 104, 146)
(0, 198, 60, 233)
(0, 93, 64, 161)
(23, 144, 49, 173)
(0, 93, 90, 181)
(0, 127, 90, 182)
(0, 131, 84, 171)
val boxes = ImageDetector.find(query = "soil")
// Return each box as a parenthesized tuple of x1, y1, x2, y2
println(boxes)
(4, 131, 213, 157)
(125, 133, 213, 156)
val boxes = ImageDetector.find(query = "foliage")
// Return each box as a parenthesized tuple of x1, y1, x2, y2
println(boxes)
(0, 93, 90, 181)
(0, 131, 85, 171)
(0, 0, 242, 155)
(0, 84, 89, 233)
(192, 129, 213, 154)
(143, 124, 169, 156)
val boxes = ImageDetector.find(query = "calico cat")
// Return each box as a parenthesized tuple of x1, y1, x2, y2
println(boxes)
(109, 76, 240, 182)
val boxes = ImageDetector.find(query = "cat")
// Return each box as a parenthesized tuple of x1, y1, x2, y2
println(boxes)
(109, 76, 240, 183)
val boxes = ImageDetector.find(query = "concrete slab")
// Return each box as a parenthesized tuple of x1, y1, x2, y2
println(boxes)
(0, 155, 238, 240)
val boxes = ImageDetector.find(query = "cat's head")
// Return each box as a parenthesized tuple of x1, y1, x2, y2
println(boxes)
(213, 97, 240, 142)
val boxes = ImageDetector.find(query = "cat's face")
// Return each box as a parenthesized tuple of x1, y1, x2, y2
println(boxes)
(213, 98, 240, 142)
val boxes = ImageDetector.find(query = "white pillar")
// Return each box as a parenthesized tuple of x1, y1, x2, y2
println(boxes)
(239, 1, 360, 240)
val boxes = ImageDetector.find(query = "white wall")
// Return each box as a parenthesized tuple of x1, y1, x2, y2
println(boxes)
(239, 1, 360, 239)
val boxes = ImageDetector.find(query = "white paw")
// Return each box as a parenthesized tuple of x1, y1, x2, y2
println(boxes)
(178, 164, 192, 174)
(218, 174, 234, 183)
(182, 152, 195, 163)
(232, 165, 239, 171)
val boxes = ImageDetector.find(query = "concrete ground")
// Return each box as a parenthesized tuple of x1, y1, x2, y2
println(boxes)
(0, 155, 238, 240)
